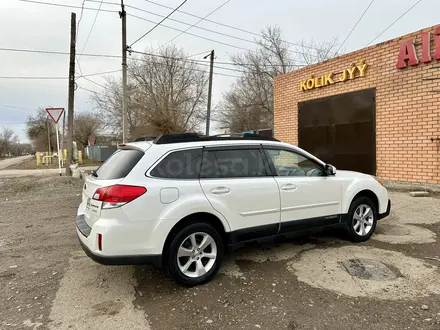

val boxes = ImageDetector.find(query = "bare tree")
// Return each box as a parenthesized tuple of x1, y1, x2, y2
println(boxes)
(0, 128, 19, 157)
(217, 26, 339, 132)
(89, 77, 127, 138)
(26, 108, 56, 152)
(73, 111, 102, 149)
(297, 38, 340, 65)
(9, 142, 33, 156)
(91, 45, 208, 138)
(27, 108, 100, 151)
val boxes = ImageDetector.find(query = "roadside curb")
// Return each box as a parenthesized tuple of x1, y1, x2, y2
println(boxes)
(383, 180, 440, 195)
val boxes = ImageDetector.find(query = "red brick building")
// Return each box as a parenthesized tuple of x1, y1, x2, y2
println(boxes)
(274, 25, 440, 185)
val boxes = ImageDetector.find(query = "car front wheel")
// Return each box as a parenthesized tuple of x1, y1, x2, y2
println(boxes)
(346, 196, 378, 242)
(167, 222, 224, 286)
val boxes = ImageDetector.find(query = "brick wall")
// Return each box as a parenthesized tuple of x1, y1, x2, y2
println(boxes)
(274, 25, 440, 185)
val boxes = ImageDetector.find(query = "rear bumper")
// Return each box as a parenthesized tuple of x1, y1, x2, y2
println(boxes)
(378, 199, 391, 220)
(77, 236, 162, 268)
(76, 213, 162, 268)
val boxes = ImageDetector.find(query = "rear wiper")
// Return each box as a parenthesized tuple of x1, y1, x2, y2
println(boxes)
(91, 170, 98, 178)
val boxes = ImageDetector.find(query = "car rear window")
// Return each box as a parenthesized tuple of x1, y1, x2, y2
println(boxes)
(95, 149, 144, 180)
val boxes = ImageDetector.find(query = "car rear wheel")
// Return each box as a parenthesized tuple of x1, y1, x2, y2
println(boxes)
(346, 196, 378, 242)
(167, 222, 223, 286)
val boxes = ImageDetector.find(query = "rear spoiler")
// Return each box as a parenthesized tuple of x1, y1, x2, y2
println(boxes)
(117, 142, 151, 152)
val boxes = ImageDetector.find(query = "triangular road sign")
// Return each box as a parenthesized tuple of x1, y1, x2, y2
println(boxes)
(46, 108, 64, 124)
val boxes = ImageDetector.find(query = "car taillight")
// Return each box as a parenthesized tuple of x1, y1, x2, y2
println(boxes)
(92, 185, 147, 209)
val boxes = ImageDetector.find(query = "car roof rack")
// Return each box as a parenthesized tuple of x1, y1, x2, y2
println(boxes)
(134, 136, 156, 142)
(153, 132, 279, 144)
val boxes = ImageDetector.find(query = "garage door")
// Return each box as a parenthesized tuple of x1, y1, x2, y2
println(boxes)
(298, 88, 376, 175)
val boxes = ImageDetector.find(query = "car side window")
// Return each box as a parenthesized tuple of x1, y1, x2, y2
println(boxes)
(265, 149, 324, 177)
(150, 148, 202, 179)
(201, 149, 267, 178)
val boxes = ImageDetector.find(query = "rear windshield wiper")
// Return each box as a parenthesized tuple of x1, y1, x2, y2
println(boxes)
(91, 170, 98, 178)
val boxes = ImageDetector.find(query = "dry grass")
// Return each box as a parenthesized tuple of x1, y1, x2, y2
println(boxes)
(4, 157, 101, 170)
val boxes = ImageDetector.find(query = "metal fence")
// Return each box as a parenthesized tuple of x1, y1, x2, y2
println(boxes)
(85, 146, 117, 163)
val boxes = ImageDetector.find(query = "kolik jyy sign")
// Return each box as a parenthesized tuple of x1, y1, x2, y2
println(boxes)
(299, 59, 368, 92)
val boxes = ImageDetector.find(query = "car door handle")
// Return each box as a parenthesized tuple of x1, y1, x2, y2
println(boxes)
(281, 183, 297, 191)
(210, 187, 231, 195)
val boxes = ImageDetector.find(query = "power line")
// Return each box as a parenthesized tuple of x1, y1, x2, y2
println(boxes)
(23, 0, 331, 57)
(336, 0, 375, 54)
(23, 0, 320, 61)
(75, 1, 88, 76)
(76, 0, 87, 39)
(130, 49, 302, 68)
(127, 13, 317, 61)
(0, 46, 304, 70)
(158, 0, 233, 50)
(129, 49, 293, 75)
(87, 1, 319, 60)
(366, 0, 424, 46)
(0, 46, 120, 58)
(0, 76, 67, 80)
(82, 76, 107, 88)
(0, 105, 37, 111)
(129, 0, 189, 47)
(140, 0, 324, 52)
(76, 69, 122, 78)
(134, 3, 257, 49)
(77, 85, 99, 94)
(20, 0, 117, 13)
(128, 13, 255, 53)
(185, 50, 212, 58)
(80, 0, 104, 55)
(22, 0, 254, 54)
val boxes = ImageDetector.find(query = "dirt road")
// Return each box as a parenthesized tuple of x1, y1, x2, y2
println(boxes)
(0, 166, 98, 178)
(0, 156, 32, 170)
(0, 176, 439, 330)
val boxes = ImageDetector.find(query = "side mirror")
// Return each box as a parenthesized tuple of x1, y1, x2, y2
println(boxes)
(325, 164, 336, 176)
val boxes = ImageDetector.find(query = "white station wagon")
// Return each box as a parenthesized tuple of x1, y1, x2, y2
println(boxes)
(76, 133, 391, 286)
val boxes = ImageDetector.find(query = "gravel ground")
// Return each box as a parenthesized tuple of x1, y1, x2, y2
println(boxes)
(0, 177, 440, 330)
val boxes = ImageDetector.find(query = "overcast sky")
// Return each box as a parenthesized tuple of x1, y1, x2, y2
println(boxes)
(0, 0, 438, 142)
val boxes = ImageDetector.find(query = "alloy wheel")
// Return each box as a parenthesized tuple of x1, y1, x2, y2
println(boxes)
(177, 232, 217, 278)
(353, 204, 374, 236)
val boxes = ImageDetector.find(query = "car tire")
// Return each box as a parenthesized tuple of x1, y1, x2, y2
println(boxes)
(345, 196, 378, 242)
(166, 222, 224, 286)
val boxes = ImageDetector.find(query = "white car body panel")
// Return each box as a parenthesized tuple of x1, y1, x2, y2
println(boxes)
(336, 170, 389, 214)
(199, 177, 280, 232)
(76, 137, 390, 263)
(274, 176, 342, 222)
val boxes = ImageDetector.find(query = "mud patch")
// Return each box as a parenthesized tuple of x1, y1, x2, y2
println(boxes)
(92, 301, 124, 316)
(342, 259, 402, 280)
(373, 223, 436, 244)
(288, 246, 440, 300)
(219, 258, 244, 278)
(220, 242, 314, 279)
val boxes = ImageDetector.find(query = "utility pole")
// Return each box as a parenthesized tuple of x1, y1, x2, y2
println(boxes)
(66, 12, 76, 176)
(120, 1, 128, 143)
(46, 117, 51, 157)
(60, 111, 66, 167)
(204, 50, 214, 136)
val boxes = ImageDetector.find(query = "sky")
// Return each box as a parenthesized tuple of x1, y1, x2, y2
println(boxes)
(0, 0, 439, 143)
